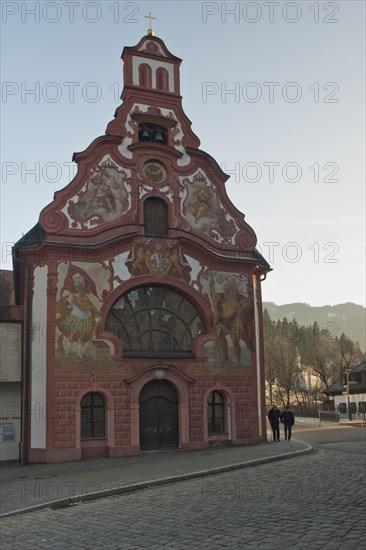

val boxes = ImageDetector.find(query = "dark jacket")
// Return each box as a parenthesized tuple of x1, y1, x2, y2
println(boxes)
(268, 408, 282, 427)
(282, 410, 295, 426)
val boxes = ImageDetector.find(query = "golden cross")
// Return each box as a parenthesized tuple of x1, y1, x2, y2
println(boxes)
(145, 12, 156, 35)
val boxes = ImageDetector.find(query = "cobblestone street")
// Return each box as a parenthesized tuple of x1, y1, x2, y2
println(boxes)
(1, 438, 365, 549)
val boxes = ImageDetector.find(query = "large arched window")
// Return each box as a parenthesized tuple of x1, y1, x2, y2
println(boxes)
(81, 393, 106, 439)
(106, 286, 204, 356)
(208, 391, 225, 434)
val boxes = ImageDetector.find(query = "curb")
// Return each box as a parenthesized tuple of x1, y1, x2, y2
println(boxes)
(0, 441, 313, 519)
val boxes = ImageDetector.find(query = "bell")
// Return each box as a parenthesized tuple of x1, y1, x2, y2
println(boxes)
(141, 127, 151, 141)
(154, 129, 165, 144)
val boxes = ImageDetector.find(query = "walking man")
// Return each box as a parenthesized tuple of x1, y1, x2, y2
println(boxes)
(268, 405, 282, 441)
(282, 405, 295, 441)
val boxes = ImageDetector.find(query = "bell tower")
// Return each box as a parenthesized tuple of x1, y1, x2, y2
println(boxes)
(121, 34, 181, 97)
(106, 29, 200, 161)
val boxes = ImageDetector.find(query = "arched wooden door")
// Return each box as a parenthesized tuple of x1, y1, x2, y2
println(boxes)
(139, 380, 179, 451)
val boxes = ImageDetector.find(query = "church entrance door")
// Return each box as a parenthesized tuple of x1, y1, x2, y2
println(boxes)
(139, 380, 179, 451)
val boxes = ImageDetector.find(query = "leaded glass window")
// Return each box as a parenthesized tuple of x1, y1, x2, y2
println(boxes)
(208, 391, 225, 434)
(81, 393, 106, 439)
(106, 287, 204, 354)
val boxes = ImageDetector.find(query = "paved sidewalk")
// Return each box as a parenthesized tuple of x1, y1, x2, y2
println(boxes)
(296, 416, 319, 424)
(297, 416, 366, 428)
(0, 433, 312, 517)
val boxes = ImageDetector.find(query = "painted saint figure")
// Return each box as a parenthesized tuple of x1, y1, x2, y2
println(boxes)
(191, 181, 213, 220)
(181, 173, 237, 242)
(68, 159, 130, 225)
(210, 273, 255, 364)
(55, 265, 101, 358)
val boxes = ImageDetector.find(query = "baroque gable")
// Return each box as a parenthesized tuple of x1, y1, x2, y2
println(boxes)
(38, 34, 257, 255)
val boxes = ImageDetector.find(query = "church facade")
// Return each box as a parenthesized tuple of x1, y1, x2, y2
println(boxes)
(14, 34, 270, 463)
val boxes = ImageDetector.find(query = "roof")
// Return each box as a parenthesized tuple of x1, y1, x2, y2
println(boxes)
(253, 248, 271, 270)
(351, 361, 366, 373)
(13, 223, 45, 250)
(11, 223, 46, 305)
(323, 360, 366, 395)
(323, 380, 344, 395)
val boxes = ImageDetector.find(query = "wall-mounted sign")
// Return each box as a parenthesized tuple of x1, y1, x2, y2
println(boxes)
(0, 424, 16, 443)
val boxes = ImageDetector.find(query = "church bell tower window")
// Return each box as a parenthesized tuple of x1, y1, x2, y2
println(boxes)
(138, 123, 167, 144)
(139, 63, 152, 88)
(156, 67, 169, 91)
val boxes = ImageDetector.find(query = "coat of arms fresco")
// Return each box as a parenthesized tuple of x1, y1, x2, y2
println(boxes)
(195, 270, 254, 373)
(126, 238, 191, 282)
(67, 158, 131, 228)
(180, 172, 238, 244)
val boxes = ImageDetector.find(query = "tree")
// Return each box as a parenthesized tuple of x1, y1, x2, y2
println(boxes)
(264, 315, 299, 406)
(262, 311, 365, 411)
(271, 333, 298, 406)
(304, 329, 364, 388)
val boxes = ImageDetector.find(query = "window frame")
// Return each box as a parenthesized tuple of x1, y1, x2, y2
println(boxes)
(156, 67, 169, 91)
(144, 197, 169, 237)
(208, 391, 225, 434)
(106, 286, 204, 356)
(80, 392, 106, 440)
(139, 63, 152, 88)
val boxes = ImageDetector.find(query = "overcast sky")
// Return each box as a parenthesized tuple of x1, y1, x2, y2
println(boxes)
(1, 1, 365, 307)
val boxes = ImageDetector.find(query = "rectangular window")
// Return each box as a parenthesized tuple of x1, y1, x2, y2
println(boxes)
(208, 392, 225, 434)
(349, 402, 357, 414)
(81, 393, 106, 439)
(144, 198, 168, 237)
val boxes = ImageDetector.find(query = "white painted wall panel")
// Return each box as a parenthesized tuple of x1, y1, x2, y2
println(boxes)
(30, 266, 48, 449)
(132, 57, 174, 92)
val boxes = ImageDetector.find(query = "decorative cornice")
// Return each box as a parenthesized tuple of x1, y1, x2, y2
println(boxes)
(125, 364, 195, 384)
(128, 142, 182, 158)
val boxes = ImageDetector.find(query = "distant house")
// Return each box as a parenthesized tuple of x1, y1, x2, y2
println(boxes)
(265, 348, 324, 410)
(0, 270, 23, 461)
(294, 348, 325, 397)
(323, 361, 366, 420)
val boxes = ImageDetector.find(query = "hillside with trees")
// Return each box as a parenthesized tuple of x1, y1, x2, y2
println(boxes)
(263, 309, 365, 413)
(263, 302, 365, 352)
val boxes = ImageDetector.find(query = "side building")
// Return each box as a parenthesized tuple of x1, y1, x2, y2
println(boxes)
(323, 361, 366, 421)
(0, 270, 23, 461)
(13, 34, 270, 463)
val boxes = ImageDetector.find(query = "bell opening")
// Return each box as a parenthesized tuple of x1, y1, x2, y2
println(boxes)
(138, 124, 168, 145)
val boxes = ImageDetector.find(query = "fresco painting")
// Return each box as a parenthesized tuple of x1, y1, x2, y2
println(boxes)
(126, 238, 191, 282)
(55, 262, 120, 374)
(67, 158, 131, 228)
(181, 172, 238, 243)
(196, 270, 254, 373)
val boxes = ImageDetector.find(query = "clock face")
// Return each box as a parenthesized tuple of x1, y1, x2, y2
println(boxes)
(142, 161, 167, 185)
